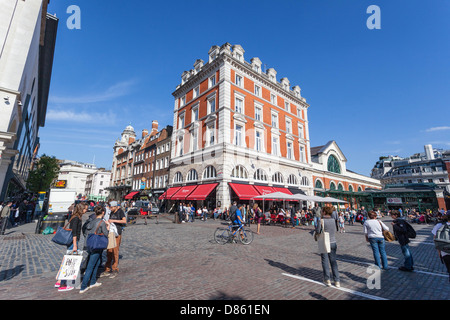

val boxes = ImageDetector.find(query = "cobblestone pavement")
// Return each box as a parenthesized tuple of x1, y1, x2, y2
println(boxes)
(0, 214, 449, 301)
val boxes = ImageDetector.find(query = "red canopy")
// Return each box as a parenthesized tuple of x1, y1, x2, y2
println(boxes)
(229, 183, 259, 200)
(253, 185, 276, 196)
(158, 187, 182, 200)
(124, 191, 139, 199)
(171, 185, 198, 200)
(186, 183, 218, 201)
(272, 187, 293, 195)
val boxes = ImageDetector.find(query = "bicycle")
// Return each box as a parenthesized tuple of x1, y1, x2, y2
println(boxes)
(214, 222, 253, 245)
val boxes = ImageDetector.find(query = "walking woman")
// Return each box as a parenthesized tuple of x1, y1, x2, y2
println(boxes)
(253, 203, 262, 235)
(80, 205, 110, 293)
(316, 206, 340, 287)
(56, 203, 87, 292)
(364, 211, 389, 270)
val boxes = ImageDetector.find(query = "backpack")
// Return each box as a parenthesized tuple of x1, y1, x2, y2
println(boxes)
(434, 223, 450, 253)
(404, 221, 416, 239)
(229, 205, 237, 221)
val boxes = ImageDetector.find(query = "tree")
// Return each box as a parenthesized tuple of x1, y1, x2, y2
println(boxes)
(27, 154, 60, 193)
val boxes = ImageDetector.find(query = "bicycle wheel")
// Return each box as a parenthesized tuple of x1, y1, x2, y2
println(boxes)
(239, 228, 253, 245)
(214, 228, 231, 245)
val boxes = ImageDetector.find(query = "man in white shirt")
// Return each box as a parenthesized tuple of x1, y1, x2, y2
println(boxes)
(432, 214, 450, 282)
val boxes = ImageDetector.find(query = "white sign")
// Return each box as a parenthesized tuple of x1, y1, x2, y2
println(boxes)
(56, 254, 83, 281)
(387, 198, 402, 204)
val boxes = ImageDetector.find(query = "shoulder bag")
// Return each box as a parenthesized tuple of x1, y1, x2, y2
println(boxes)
(51, 217, 74, 246)
(316, 219, 331, 254)
(379, 220, 395, 242)
(86, 220, 108, 251)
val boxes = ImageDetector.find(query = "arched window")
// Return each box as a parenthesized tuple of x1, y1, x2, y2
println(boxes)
(329, 182, 336, 190)
(203, 166, 217, 179)
(272, 172, 284, 184)
(358, 186, 363, 192)
(315, 179, 323, 189)
(301, 176, 309, 186)
(173, 172, 183, 183)
(327, 155, 341, 174)
(338, 183, 344, 191)
(287, 174, 298, 185)
(254, 169, 268, 181)
(231, 165, 248, 179)
(348, 185, 354, 192)
(186, 169, 198, 181)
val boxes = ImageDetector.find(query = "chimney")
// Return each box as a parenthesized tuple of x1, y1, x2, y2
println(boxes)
(424, 144, 435, 160)
(142, 129, 148, 138)
(151, 120, 159, 134)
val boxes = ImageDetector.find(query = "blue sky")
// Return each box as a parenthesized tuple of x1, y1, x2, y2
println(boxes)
(39, 0, 450, 176)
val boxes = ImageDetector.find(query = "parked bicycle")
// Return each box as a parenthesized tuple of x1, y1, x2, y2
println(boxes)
(214, 222, 253, 245)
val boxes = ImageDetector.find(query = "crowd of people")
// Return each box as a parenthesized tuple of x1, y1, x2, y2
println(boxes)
(0, 199, 38, 235)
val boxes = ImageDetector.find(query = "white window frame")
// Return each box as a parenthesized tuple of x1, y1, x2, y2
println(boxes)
(235, 95, 244, 114)
(192, 105, 199, 122)
(187, 169, 198, 181)
(287, 141, 293, 160)
(272, 136, 280, 156)
(255, 130, 263, 152)
(208, 95, 216, 114)
(209, 74, 216, 87)
(193, 86, 200, 99)
(234, 124, 243, 147)
(271, 112, 278, 128)
(235, 73, 243, 87)
(286, 117, 292, 134)
(270, 93, 277, 105)
(254, 84, 261, 97)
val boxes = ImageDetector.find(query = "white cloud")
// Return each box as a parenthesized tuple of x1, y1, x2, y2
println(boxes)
(425, 126, 450, 132)
(49, 80, 136, 104)
(46, 109, 117, 124)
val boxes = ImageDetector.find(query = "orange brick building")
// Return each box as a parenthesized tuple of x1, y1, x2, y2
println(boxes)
(164, 43, 381, 209)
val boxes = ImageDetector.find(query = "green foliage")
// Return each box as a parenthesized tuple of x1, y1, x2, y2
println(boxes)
(27, 154, 60, 193)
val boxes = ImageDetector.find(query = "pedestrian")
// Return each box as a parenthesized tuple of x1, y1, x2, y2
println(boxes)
(338, 213, 345, 233)
(390, 210, 414, 272)
(101, 201, 126, 279)
(18, 200, 27, 224)
(432, 213, 450, 283)
(56, 203, 87, 292)
(289, 205, 296, 229)
(80, 205, 110, 293)
(312, 203, 321, 227)
(315, 206, 340, 287)
(253, 203, 262, 235)
(0, 201, 12, 235)
(363, 211, 389, 270)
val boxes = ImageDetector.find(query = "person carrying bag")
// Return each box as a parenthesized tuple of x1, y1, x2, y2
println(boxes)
(314, 206, 340, 287)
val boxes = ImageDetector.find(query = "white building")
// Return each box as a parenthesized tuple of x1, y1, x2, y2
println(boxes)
(0, 0, 58, 200)
(57, 160, 98, 199)
(85, 169, 111, 200)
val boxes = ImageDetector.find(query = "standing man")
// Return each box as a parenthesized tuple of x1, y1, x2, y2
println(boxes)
(312, 203, 321, 228)
(390, 211, 414, 272)
(102, 201, 126, 279)
(18, 200, 27, 224)
(0, 202, 12, 235)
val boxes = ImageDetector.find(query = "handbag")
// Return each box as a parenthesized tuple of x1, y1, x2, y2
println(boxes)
(86, 221, 108, 251)
(51, 218, 74, 246)
(107, 230, 117, 249)
(316, 219, 331, 254)
(379, 221, 395, 242)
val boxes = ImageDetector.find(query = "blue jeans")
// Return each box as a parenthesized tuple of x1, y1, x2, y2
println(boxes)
(321, 242, 340, 282)
(81, 250, 102, 290)
(369, 238, 389, 270)
(401, 244, 414, 270)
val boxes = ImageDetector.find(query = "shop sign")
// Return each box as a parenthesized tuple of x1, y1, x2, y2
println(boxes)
(387, 197, 402, 204)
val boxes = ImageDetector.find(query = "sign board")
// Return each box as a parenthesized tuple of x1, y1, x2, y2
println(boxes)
(387, 198, 402, 204)
(54, 180, 67, 188)
(56, 252, 83, 281)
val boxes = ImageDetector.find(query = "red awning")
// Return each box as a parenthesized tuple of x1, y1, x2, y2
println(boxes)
(253, 185, 276, 196)
(171, 185, 198, 200)
(124, 191, 139, 199)
(229, 183, 259, 200)
(272, 187, 293, 195)
(186, 183, 218, 201)
(158, 187, 182, 200)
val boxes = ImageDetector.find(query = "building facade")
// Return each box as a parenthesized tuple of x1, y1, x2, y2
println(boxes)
(57, 160, 98, 198)
(84, 169, 111, 201)
(164, 43, 381, 211)
(0, 0, 58, 201)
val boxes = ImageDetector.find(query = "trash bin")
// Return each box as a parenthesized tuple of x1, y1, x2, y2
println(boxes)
(37, 214, 67, 234)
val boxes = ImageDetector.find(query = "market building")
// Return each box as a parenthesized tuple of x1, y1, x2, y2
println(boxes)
(162, 43, 381, 211)
(369, 144, 450, 211)
(0, 0, 58, 201)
